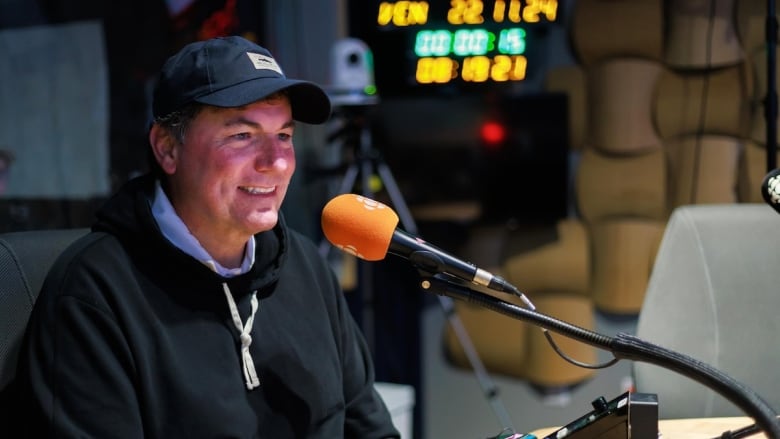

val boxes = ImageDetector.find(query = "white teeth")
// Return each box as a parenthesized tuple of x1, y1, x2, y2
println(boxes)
(241, 186, 274, 194)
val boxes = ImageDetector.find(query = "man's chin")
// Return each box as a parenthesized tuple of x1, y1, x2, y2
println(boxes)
(246, 212, 279, 233)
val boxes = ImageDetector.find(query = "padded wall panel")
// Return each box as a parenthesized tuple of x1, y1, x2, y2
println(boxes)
(569, 0, 663, 66)
(665, 0, 744, 69)
(654, 64, 753, 139)
(502, 219, 590, 295)
(735, 0, 777, 55)
(575, 148, 667, 222)
(666, 134, 741, 208)
(443, 302, 529, 377)
(586, 59, 663, 153)
(747, 47, 780, 145)
(459, 224, 511, 276)
(589, 219, 665, 314)
(747, 47, 776, 104)
(522, 294, 596, 387)
(443, 295, 596, 387)
(544, 64, 587, 151)
(738, 140, 780, 203)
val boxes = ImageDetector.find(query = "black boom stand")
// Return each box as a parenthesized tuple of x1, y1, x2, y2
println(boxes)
(766, 0, 778, 171)
(318, 103, 518, 432)
(421, 274, 780, 439)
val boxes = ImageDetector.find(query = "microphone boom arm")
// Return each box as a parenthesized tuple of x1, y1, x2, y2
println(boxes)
(420, 274, 780, 438)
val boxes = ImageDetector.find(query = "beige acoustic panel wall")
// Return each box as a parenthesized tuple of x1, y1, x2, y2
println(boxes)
(585, 58, 664, 154)
(502, 219, 594, 386)
(575, 147, 667, 222)
(522, 294, 597, 387)
(589, 219, 666, 314)
(654, 64, 753, 140)
(738, 140, 780, 203)
(666, 134, 741, 208)
(443, 296, 596, 387)
(747, 48, 780, 146)
(458, 224, 512, 276)
(502, 219, 590, 295)
(569, 0, 663, 66)
(544, 65, 588, 151)
(735, 0, 779, 56)
(665, 0, 744, 69)
(444, 219, 596, 388)
(748, 47, 776, 105)
(443, 302, 529, 378)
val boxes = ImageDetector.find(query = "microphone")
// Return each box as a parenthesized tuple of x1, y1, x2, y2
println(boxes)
(321, 193, 525, 298)
(761, 168, 780, 214)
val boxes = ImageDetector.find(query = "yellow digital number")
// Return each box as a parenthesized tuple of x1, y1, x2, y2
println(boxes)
(491, 0, 557, 23)
(416, 57, 459, 84)
(490, 55, 527, 81)
(461, 56, 491, 82)
(523, 0, 558, 23)
(447, 0, 484, 25)
(492, 0, 521, 23)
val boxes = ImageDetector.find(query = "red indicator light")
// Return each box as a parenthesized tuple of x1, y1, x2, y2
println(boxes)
(480, 120, 506, 147)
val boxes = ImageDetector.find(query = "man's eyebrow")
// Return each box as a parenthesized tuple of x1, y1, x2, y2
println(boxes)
(224, 117, 295, 130)
(224, 116, 259, 128)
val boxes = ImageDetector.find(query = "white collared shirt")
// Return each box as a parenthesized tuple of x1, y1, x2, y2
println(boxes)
(150, 180, 255, 277)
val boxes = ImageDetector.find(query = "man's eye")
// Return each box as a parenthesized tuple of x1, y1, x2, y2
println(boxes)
(231, 132, 252, 140)
(278, 133, 292, 142)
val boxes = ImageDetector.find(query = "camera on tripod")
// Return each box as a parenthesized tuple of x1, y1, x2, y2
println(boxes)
(327, 38, 379, 107)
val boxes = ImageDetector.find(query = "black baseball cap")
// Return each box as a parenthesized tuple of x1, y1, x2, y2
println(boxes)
(152, 36, 331, 124)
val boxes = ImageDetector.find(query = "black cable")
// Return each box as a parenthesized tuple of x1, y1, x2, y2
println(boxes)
(687, 0, 716, 204)
(765, 0, 778, 171)
(543, 330, 619, 369)
(711, 409, 780, 438)
(716, 421, 762, 439)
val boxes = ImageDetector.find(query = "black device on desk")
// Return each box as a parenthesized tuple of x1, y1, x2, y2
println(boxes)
(543, 392, 658, 439)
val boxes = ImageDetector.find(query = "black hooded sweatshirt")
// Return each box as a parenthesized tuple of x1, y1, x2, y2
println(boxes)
(14, 174, 400, 438)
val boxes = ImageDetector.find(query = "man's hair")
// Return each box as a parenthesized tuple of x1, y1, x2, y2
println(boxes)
(147, 103, 205, 179)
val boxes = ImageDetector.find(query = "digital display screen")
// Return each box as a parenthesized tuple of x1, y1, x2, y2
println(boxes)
(349, 0, 561, 96)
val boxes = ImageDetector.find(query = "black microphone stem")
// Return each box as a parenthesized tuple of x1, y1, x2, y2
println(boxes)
(420, 274, 780, 439)
(766, 0, 778, 171)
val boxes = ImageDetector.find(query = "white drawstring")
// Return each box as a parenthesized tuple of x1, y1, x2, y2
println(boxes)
(222, 283, 260, 390)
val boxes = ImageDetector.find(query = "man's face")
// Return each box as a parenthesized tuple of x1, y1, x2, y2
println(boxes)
(164, 96, 296, 240)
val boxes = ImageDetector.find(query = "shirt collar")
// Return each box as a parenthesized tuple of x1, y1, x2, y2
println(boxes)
(150, 180, 255, 277)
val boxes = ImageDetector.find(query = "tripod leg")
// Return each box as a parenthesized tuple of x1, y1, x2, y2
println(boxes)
(375, 162, 418, 235)
(319, 163, 360, 257)
(374, 159, 517, 432)
(440, 296, 517, 431)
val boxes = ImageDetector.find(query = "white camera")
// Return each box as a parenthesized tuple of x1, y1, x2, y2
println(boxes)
(329, 38, 376, 99)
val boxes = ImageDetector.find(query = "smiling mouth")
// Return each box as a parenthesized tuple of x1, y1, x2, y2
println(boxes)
(240, 186, 275, 195)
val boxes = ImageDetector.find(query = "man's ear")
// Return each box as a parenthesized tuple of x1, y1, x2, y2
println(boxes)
(149, 124, 178, 174)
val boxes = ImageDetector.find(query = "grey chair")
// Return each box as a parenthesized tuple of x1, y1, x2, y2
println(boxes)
(632, 204, 780, 420)
(0, 228, 89, 400)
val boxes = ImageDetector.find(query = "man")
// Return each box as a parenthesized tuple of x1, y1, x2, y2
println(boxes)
(14, 36, 400, 438)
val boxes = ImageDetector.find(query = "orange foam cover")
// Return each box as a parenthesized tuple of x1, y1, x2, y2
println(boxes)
(321, 194, 399, 261)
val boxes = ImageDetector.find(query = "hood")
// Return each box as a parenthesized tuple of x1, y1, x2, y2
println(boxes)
(92, 173, 287, 299)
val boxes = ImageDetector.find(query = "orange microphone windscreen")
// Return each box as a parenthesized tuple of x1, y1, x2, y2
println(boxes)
(321, 194, 399, 261)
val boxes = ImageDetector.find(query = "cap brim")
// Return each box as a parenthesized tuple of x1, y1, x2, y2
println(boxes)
(195, 78, 332, 124)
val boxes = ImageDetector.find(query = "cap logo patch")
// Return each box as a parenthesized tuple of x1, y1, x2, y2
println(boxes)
(246, 52, 283, 75)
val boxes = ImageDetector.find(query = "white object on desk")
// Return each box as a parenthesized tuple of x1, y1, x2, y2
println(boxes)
(375, 382, 415, 439)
